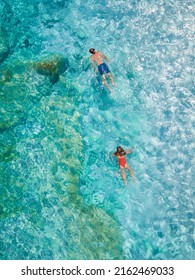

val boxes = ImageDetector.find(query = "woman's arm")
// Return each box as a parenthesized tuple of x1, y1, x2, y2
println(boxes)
(125, 147, 134, 154)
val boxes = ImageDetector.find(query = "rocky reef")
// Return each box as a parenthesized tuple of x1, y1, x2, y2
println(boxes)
(0, 28, 9, 64)
(0, 53, 125, 259)
(35, 55, 69, 84)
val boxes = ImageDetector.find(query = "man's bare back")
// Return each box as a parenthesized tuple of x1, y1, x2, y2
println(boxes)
(89, 48, 115, 91)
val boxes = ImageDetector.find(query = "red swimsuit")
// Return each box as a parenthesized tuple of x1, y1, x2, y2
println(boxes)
(118, 156, 126, 168)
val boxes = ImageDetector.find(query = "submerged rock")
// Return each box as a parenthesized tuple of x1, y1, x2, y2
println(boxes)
(19, 38, 32, 49)
(0, 69, 12, 82)
(0, 144, 15, 163)
(0, 108, 25, 133)
(0, 28, 9, 63)
(0, 69, 12, 90)
(35, 56, 69, 84)
(0, 55, 125, 259)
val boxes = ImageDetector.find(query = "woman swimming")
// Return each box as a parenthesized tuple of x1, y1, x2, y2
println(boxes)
(113, 146, 136, 186)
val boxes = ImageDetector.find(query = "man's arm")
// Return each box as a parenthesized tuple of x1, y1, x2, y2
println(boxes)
(98, 51, 111, 63)
(90, 57, 98, 72)
(90, 57, 95, 69)
(125, 147, 134, 154)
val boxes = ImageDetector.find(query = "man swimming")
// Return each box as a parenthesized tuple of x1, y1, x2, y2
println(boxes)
(113, 146, 136, 186)
(89, 48, 115, 91)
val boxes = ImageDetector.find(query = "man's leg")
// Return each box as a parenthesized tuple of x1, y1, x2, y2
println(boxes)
(126, 164, 136, 184)
(120, 168, 128, 186)
(108, 73, 115, 86)
(102, 74, 112, 91)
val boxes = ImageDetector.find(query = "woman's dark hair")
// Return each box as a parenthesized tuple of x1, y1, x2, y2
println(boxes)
(115, 146, 126, 156)
(89, 48, 95, 54)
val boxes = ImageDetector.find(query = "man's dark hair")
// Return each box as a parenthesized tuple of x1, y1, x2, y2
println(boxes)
(89, 48, 95, 54)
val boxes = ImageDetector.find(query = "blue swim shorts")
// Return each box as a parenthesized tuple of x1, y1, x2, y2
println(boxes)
(98, 63, 110, 75)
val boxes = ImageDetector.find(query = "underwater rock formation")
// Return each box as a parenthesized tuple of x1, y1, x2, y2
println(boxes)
(0, 28, 9, 63)
(0, 58, 125, 259)
(35, 56, 69, 84)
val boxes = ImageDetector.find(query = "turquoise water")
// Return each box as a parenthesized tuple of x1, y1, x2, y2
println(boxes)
(0, 0, 194, 260)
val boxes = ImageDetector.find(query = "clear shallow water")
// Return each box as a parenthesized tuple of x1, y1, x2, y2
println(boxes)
(0, 0, 194, 259)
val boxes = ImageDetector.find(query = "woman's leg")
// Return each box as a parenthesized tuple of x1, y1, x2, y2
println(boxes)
(126, 164, 136, 184)
(120, 167, 128, 185)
